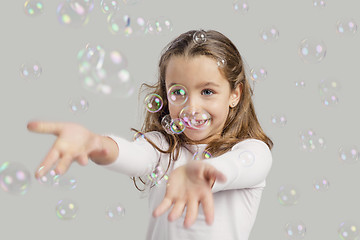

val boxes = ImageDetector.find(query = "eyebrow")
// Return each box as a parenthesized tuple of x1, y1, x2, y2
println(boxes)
(168, 82, 221, 88)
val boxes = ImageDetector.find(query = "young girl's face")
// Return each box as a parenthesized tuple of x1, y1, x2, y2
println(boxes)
(165, 55, 240, 144)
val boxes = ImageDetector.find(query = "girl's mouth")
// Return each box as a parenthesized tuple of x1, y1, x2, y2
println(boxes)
(182, 118, 211, 130)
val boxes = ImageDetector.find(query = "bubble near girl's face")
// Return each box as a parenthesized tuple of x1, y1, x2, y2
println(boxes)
(192, 150, 212, 161)
(144, 94, 163, 113)
(338, 146, 359, 164)
(284, 221, 306, 239)
(24, 0, 44, 17)
(105, 203, 125, 220)
(259, 26, 279, 43)
(278, 185, 300, 206)
(20, 61, 42, 80)
(170, 118, 186, 134)
(0, 162, 31, 195)
(179, 106, 211, 130)
(56, 199, 78, 220)
(161, 115, 174, 134)
(338, 222, 360, 240)
(167, 84, 188, 106)
(298, 39, 327, 63)
(250, 66, 267, 82)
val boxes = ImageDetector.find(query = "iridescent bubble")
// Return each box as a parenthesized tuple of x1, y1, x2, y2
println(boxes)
(233, 0, 249, 14)
(216, 58, 227, 68)
(100, 0, 120, 14)
(193, 30, 207, 44)
(239, 151, 255, 167)
(0, 162, 31, 195)
(179, 106, 211, 130)
(271, 114, 287, 127)
(145, 93, 163, 113)
(295, 80, 306, 88)
(318, 78, 340, 107)
(161, 115, 174, 135)
(19, 61, 42, 80)
(24, 0, 44, 17)
(167, 84, 188, 106)
(338, 221, 360, 240)
(56, 0, 92, 27)
(336, 19, 358, 36)
(56, 199, 78, 220)
(193, 150, 212, 161)
(313, 0, 326, 8)
(133, 131, 145, 141)
(338, 145, 359, 164)
(129, 16, 147, 36)
(54, 175, 77, 190)
(77, 44, 106, 75)
(250, 66, 267, 82)
(299, 129, 326, 152)
(37, 168, 60, 186)
(313, 177, 329, 192)
(284, 220, 306, 239)
(147, 164, 168, 186)
(100, 68, 134, 97)
(260, 26, 279, 43)
(278, 185, 300, 206)
(69, 96, 89, 113)
(107, 12, 130, 35)
(170, 118, 186, 134)
(145, 17, 173, 36)
(298, 39, 327, 63)
(105, 202, 125, 220)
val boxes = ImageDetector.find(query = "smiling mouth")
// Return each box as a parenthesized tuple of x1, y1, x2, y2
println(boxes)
(183, 118, 211, 130)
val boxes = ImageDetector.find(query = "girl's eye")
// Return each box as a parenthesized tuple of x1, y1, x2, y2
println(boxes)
(202, 89, 214, 96)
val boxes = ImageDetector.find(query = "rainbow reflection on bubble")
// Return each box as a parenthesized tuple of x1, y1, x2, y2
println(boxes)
(24, 0, 44, 17)
(56, 199, 78, 220)
(298, 39, 327, 64)
(0, 162, 31, 195)
(144, 93, 163, 113)
(105, 203, 125, 220)
(278, 185, 300, 206)
(284, 221, 306, 239)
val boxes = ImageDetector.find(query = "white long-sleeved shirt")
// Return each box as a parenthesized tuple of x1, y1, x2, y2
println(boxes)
(104, 131, 272, 240)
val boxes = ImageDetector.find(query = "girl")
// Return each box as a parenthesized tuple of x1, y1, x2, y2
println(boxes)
(27, 29, 273, 240)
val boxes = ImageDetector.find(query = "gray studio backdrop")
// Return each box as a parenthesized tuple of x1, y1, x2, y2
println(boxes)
(1, 0, 360, 239)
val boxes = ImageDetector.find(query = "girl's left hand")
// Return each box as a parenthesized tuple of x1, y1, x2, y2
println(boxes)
(152, 161, 227, 228)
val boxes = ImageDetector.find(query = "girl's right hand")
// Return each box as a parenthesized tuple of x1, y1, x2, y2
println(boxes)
(27, 121, 107, 179)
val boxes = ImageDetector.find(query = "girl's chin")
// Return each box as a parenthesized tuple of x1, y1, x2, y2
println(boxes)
(183, 130, 211, 144)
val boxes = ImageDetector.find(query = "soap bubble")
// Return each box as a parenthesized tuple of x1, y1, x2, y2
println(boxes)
(24, 0, 44, 17)
(69, 96, 89, 113)
(179, 106, 211, 130)
(170, 118, 186, 134)
(233, 0, 249, 14)
(338, 221, 360, 240)
(271, 114, 287, 127)
(313, 177, 330, 192)
(144, 93, 163, 113)
(105, 202, 125, 220)
(239, 151, 255, 167)
(193, 30, 207, 44)
(20, 61, 42, 80)
(295, 80, 306, 88)
(107, 11, 130, 35)
(313, 0, 326, 8)
(318, 78, 340, 107)
(260, 26, 279, 43)
(250, 66, 267, 82)
(147, 164, 168, 186)
(56, 199, 78, 220)
(161, 115, 174, 134)
(38, 169, 59, 186)
(100, 0, 121, 14)
(284, 220, 306, 239)
(0, 162, 31, 195)
(338, 145, 359, 164)
(298, 39, 327, 63)
(193, 150, 212, 160)
(299, 129, 325, 152)
(278, 185, 300, 206)
(167, 84, 188, 106)
(336, 19, 358, 36)
(56, 0, 93, 27)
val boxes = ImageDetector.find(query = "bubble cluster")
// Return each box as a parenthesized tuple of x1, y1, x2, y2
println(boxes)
(0, 162, 31, 195)
(69, 96, 89, 113)
(278, 185, 300, 206)
(145, 17, 173, 36)
(299, 129, 326, 152)
(19, 61, 42, 80)
(271, 114, 287, 127)
(239, 151, 255, 167)
(193, 30, 207, 44)
(338, 221, 360, 240)
(144, 94, 163, 113)
(338, 145, 359, 164)
(233, 0, 249, 14)
(318, 78, 340, 107)
(298, 39, 327, 63)
(336, 19, 358, 36)
(105, 203, 125, 220)
(179, 106, 211, 130)
(313, 177, 330, 192)
(250, 66, 267, 82)
(100, 0, 121, 15)
(167, 84, 188, 106)
(193, 150, 212, 161)
(260, 26, 279, 43)
(284, 221, 306, 239)
(313, 0, 326, 8)
(57, 0, 94, 27)
(24, 0, 44, 17)
(56, 199, 78, 220)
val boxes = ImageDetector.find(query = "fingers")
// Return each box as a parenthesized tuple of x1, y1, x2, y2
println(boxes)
(184, 200, 199, 228)
(168, 201, 186, 222)
(55, 154, 74, 175)
(153, 198, 172, 218)
(27, 121, 63, 135)
(200, 193, 215, 225)
(35, 148, 60, 179)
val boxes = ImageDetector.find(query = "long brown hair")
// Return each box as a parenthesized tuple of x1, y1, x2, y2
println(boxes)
(132, 29, 273, 190)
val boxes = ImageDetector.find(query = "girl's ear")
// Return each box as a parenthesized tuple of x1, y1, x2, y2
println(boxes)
(229, 84, 242, 108)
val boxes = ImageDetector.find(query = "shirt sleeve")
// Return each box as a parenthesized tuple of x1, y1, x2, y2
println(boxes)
(101, 131, 166, 177)
(204, 139, 272, 193)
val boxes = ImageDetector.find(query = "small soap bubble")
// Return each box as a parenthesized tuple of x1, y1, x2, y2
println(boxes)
(284, 220, 306, 239)
(20, 61, 42, 80)
(56, 0, 92, 27)
(313, 0, 326, 8)
(299, 129, 326, 152)
(0, 162, 31, 195)
(318, 78, 340, 107)
(216, 58, 227, 68)
(338, 145, 359, 164)
(54, 175, 77, 190)
(105, 203, 125, 220)
(147, 164, 168, 186)
(193, 30, 207, 44)
(69, 96, 89, 113)
(100, 68, 135, 97)
(336, 19, 358, 36)
(38, 169, 60, 186)
(24, 0, 44, 17)
(56, 199, 78, 220)
(239, 151, 255, 167)
(144, 93, 163, 113)
(250, 66, 267, 82)
(260, 26, 279, 43)
(170, 118, 186, 134)
(145, 17, 173, 36)
(295, 80, 306, 88)
(77, 44, 106, 74)
(179, 106, 211, 130)
(271, 114, 287, 127)
(193, 150, 212, 161)
(278, 185, 300, 206)
(100, 0, 120, 14)
(133, 131, 145, 141)
(161, 115, 174, 135)
(298, 39, 327, 63)
(167, 84, 188, 106)
(129, 16, 147, 36)
(313, 177, 329, 192)
(338, 221, 360, 240)
(107, 12, 130, 35)
(233, 0, 249, 14)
